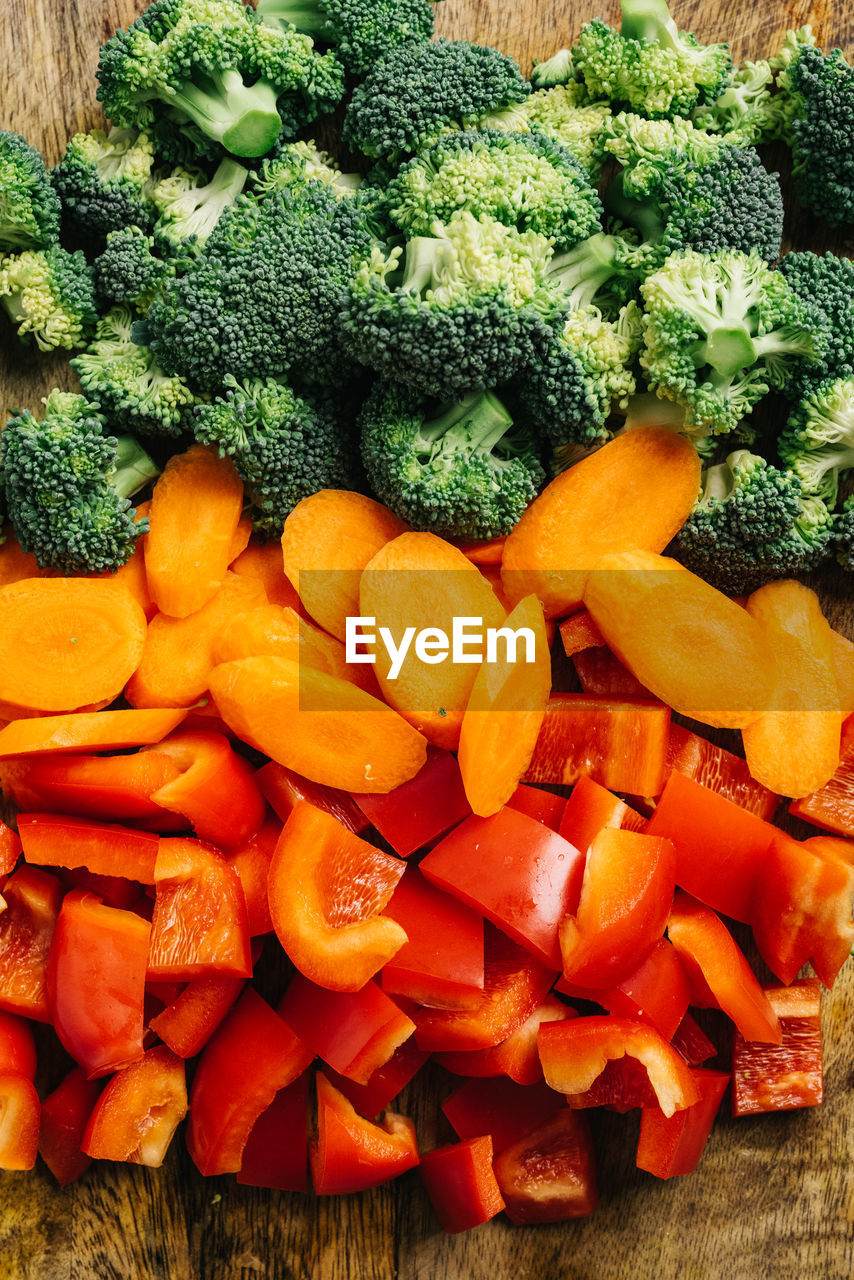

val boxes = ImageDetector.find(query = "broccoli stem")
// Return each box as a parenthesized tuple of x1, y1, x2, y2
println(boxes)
(170, 69, 283, 159)
(255, 0, 329, 39)
(604, 175, 666, 244)
(110, 435, 160, 500)
(620, 0, 681, 49)
(401, 236, 448, 296)
(698, 326, 758, 377)
(547, 232, 625, 310)
(420, 392, 515, 455)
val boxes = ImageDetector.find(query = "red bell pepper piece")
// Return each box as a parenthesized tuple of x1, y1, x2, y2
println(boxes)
(148, 836, 252, 981)
(443, 1075, 563, 1154)
(663, 724, 778, 820)
(420, 1136, 505, 1234)
(437, 995, 573, 1086)
(60, 866, 144, 910)
(324, 1036, 430, 1119)
(667, 892, 781, 1044)
(267, 801, 405, 992)
(559, 610, 605, 657)
(558, 776, 645, 855)
(0, 821, 21, 877)
(237, 1071, 311, 1191)
(525, 695, 670, 796)
(670, 1013, 717, 1066)
(750, 831, 854, 988)
(789, 713, 854, 835)
(225, 814, 281, 937)
(506, 783, 566, 831)
(414, 926, 556, 1053)
(493, 1108, 597, 1224)
(0, 1009, 36, 1078)
(0, 865, 63, 1021)
(559, 828, 676, 988)
(351, 745, 471, 857)
(48, 889, 150, 1078)
(731, 979, 823, 1116)
(558, 938, 691, 1043)
(143, 730, 266, 849)
(279, 976, 414, 1084)
(539, 1017, 701, 1118)
(645, 771, 777, 923)
(572, 647, 654, 700)
(187, 987, 313, 1176)
(310, 1071, 419, 1195)
(18, 813, 159, 883)
(420, 808, 585, 970)
(0, 752, 183, 826)
(148, 973, 246, 1058)
(380, 868, 484, 1009)
(38, 1066, 102, 1186)
(0, 1071, 40, 1170)
(83, 1045, 187, 1166)
(257, 760, 368, 834)
(636, 1068, 730, 1178)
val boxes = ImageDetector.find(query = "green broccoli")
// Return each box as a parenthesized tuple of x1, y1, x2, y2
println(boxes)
(92, 226, 173, 311)
(571, 0, 731, 120)
(530, 49, 577, 90)
(252, 141, 363, 199)
(1, 390, 158, 574)
(0, 131, 61, 253)
(598, 111, 747, 191)
(342, 211, 553, 399)
(673, 449, 834, 593)
(342, 38, 531, 161)
(359, 382, 545, 539)
(831, 495, 854, 571)
(692, 59, 787, 144)
(384, 130, 602, 248)
(97, 0, 345, 163)
(71, 307, 201, 439)
(778, 377, 854, 506)
(538, 230, 640, 317)
(51, 127, 156, 251)
(639, 248, 825, 441)
(255, 0, 436, 79)
(778, 251, 854, 394)
(192, 375, 359, 536)
(0, 246, 97, 352)
(521, 86, 612, 180)
(151, 158, 249, 252)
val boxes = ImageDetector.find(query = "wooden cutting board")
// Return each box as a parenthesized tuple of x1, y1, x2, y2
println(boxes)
(1, 3, 852, 1277)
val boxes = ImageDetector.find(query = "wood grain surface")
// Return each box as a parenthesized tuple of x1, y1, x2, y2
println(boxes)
(1, 3, 853, 1278)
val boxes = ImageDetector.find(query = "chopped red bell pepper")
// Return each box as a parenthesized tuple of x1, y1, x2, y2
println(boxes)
(789, 713, 854, 836)
(380, 868, 484, 1009)
(82, 1045, 187, 1166)
(310, 1071, 419, 1195)
(38, 1065, 102, 1186)
(558, 776, 645, 855)
(237, 1071, 310, 1191)
(670, 1013, 717, 1066)
(558, 938, 691, 1042)
(323, 1036, 430, 1119)
(505, 783, 566, 831)
(0, 1071, 40, 1170)
(420, 1135, 505, 1233)
(572, 647, 654, 700)
(645, 771, 777, 923)
(662, 725, 778, 820)
(148, 973, 246, 1058)
(538, 1016, 701, 1118)
(0, 821, 21, 877)
(0, 864, 62, 1022)
(148, 836, 252, 981)
(420, 808, 585, 970)
(0, 753, 183, 827)
(0, 1009, 36, 1078)
(441, 1076, 564, 1154)
(18, 813, 159, 883)
(559, 610, 605, 657)
(257, 760, 368, 834)
(60, 866, 143, 910)
(279, 976, 414, 1085)
(437, 995, 574, 1086)
(351, 745, 471, 857)
(525, 695, 670, 797)
(493, 1107, 597, 1224)
(667, 892, 781, 1044)
(143, 730, 266, 849)
(225, 814, 281, 937)
(636, 1068, 729, 1178)
(731, 979, 823, 1117)
(187, 987, 313, 1176)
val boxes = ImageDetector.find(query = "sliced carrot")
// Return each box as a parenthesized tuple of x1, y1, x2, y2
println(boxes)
(0, 579, 146, 712)
(107, 501, 154, 620)
(145, 445, 244, 619)
(501, 427, 701, 618)
(281, 491, 409, 641)
(231, 538, 304, 612)
(208, 656, 428, 793)
(360, 532, 506, 751)
(451, 536, 507, 566)
(125, 572, 267, 709)
(229, 517, 253, 565)
(0, 708, 189, 758)
(831, 630, 854, 716)
(0, 533, 52, 586)
(458, 594, 552, 817)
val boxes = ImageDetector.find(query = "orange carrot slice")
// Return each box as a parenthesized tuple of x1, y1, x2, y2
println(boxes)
(0, 708, 189, 758)
(0, 533, 52, 587)
(229, 516, 253, 565)
(831, 630, 854, 716)
(231, 538, 304, 612)
(451, 536, 507, 566)
(211, 602, 376, 689)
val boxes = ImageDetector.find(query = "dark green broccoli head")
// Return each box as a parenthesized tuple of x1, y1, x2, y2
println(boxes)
(0, 131, 61, 253)
(51, 127, 156, 252)
(777, 39, 854, 227)
(256, 0, 436, 79)
(193, 375, 359, 536)
(97, 0, 345, 163)
(384, 130, 603, 248)
(778, 251, 854, 394)
(92, 226, 173, 311)
(1, 390, 157, 574)
(778, 377, 854, 507)
(832, 494, 854, 571)
(359, 382, 545, 539)
(0, 245, 97, 352)
(151, 158, 249, 252)
(521, 86, 612, 181)
(342, 38, 531, 161)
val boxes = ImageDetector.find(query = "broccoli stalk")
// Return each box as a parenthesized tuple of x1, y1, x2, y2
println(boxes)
(166, 68, 282, 159)
(415, 392, 516, 459)
(544, 232, 637, 312)
(152, 158, 249, 251)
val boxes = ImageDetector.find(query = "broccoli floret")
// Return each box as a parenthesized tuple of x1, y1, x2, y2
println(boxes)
(359, 382, 544, 538)
(252, 140, 363, 198)
(342, 38, 531, 161)
(778, 251, 854, 394)
(193, 374, 358, 536)
(255, 0, 436, 79)
(571, 1, 731, 120)
(51, 127, 157, 251)
(832, 495, 854, 571)
(145, 180, 375, 388)
(0, 132, 61, 253)
(692, 59, 788, 144)
(0, 246, 97, 352)
(539, 230, 641, 316)
(92, 226, 173, 311)
(97, 0, 345, 163)
(71, 306, 201, 439)
(531, 49, 577, 89)
(342, 211, 552, 399)
(599, 111, 747, 193)
(775, 35, 854, 226)
(384, 130, 602, 248)
(151, 158, 249, 252)
(521, 86, 612, 180)
(778, 377, 854, 506)
(673, 448, 834, 592)
(639, 248, 825, 441)
(1, 390, 158, 574)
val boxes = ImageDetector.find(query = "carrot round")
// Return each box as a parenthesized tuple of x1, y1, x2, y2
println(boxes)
(0, 534, 52, 587)
(458, 594, 552, 816)
(281, 491, 409, 640)
(208, 656, 427, 793)
(231, 539, 305, 612)
(145, 445, 245, 619)
(0, 708, 189, 758)
(501, 427, 702, 618)
(212, 603, 360, 680)
(0, 579, 146, 712)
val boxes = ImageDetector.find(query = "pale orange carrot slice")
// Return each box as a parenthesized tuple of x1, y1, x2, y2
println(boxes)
(0, 708, 189, 758)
